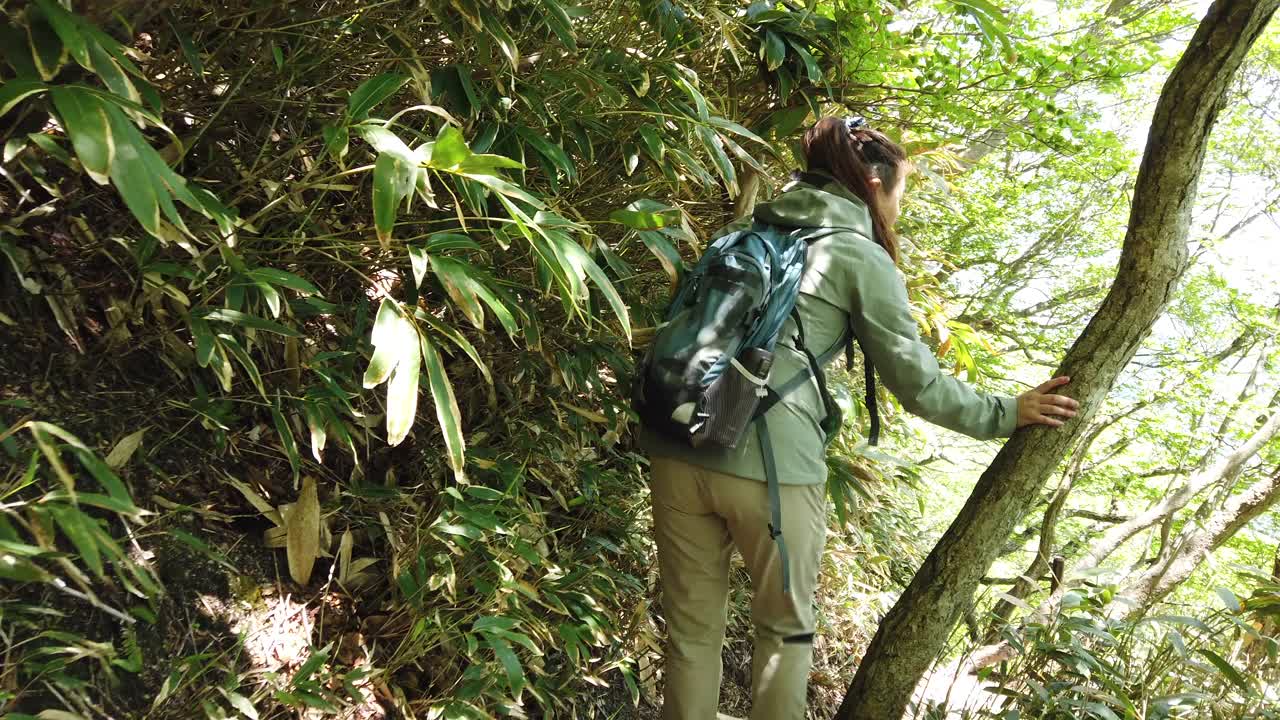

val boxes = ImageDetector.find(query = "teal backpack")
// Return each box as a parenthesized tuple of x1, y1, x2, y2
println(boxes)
(633, 216, 879, 592)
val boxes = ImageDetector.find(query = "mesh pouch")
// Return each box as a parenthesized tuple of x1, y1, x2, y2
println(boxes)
(689, 349, 774, 449)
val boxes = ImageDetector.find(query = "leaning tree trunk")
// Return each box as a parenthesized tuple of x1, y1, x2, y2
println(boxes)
(834, 2, 1279, 718)
(1112, 468, 1280, 618)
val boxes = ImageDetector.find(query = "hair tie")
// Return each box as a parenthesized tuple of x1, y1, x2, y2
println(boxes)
(845, 116, 869, 133)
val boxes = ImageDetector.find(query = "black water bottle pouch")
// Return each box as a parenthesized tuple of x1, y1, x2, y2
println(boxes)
(690, 350, 774, 449)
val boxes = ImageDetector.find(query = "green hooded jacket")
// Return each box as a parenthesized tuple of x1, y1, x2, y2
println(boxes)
(641, 172, 1018, 485)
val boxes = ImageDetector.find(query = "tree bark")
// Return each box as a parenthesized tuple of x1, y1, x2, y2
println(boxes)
(1077, 406, 1280, 572)
(1112, 469, 1280, 618)
(834, 2, 1278, 717)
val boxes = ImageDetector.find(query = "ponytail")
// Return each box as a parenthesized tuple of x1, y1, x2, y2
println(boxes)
(801, 117, 908, 263)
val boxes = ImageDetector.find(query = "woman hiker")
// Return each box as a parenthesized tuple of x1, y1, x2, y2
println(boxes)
(641, 116, 1080, 720)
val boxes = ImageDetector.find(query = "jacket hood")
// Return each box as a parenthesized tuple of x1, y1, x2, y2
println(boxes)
(752, 172, 873, 236)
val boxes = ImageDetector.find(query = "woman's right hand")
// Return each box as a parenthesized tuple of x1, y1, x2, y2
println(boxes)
(1017, 376, 1080, 428)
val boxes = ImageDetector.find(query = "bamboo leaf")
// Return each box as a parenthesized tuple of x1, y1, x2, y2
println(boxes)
(286, 476, 321, 585)
(609, 199, 679, 230)
(421, 334, 466, 482)
(0, 78, 49, 117)
(27, 8, 68, 80)
(540, 0, 578, 50)
(546, 231, 631, 342)
(373, 151, 418, 247)
(353, 124, 415, 162)
(49, 86, 113, 185)
(762, 30, 786, 71)
(431, 126, 473, 169)
(516, 127, 576, 182)
(407, 244, 430, 289)
(49, 505, 103, 579)
(322, 123, 349, 160)
(347, 73, 410, 121)
(195, 307, 302, 337)
(105, 429, 146, 469)
(221, 334, 266, 398)
(1195, 648, 1253, 695)
(33, 0, 88, 68)
(697, 126, 738, 195)
(431, 256, 487, 330)
(248, 267, 322, 296)
(87, 40, 140, 106)
(487, 635, 525, 697)
(271, 397, 301, 486)
(384, 324, 420, 447)
(363, 298, 411, 388)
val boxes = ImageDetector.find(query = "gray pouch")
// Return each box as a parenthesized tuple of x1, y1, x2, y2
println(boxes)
(690, 348, 774, 449)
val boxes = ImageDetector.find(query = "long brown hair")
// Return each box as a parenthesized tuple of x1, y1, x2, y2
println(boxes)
(801, 117, 909, 263)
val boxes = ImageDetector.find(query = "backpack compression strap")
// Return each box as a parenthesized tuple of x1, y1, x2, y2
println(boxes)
(757, 416, 791, 595)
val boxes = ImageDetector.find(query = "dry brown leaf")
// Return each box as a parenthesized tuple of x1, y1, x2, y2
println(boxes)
(228, 476, 283, 526)
(286, 475, 321, 585)
(105, 429, 146, 469)
(337, 529, 354, 584)
(264, 525, 288, 548)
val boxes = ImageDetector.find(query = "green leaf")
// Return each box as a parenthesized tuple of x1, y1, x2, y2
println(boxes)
(637, 125, 665, 161)
(546, 231, 631, 342)
(638, 230, 681, 285)
(49, 86, 113, 185)
(431, 125, 473, 169)
(708, 115, 769, 147)
(431, 256, 487, 330)
(195, 308, 302, 337)
(248, 267, 321, 296)
(71, 448, 136, 510)
(384, 317, 421, 447)
(762, 30, 786, 71)
(431, 253, 519, 338)
(35, 1, 88, 66)
(347, 73, 410, 120)
(1215, 586, 1241, 612)
(168, 11, 204, 77)
(516, 127, 576, 182)
(609, 199, 679, 230)
(103, 101, 165, 235)
(220, 334, 266, 398)
(540, 0, 578, 50)
(414, 309, 496, 402)
(421, 334, 466, 482)
(487, 635, 525, 697)
(768, 105, 811, 137)
(322, 123, 349, 160)
(353, 124, 415, 162)
(27, 7, 68, 80)
(88, 40, 140, 105)
(487, 21, 520, 68)
(224, 691, 258, 720)
(0, 78, 49, 117)
(407, 244, 430, 289)
(459, 171, 544, 208)
(363, 298, 408, 388)
(271, 397, 300, 485)
(785, 37, 822, 83)
(50, 505, 103, 579)
(1195, 648, 1253, 695)
(373, 151, 417, 246)
(192, 317, 216, 366)
(425, 232, 482, 253)
(697, 126, 737, 195)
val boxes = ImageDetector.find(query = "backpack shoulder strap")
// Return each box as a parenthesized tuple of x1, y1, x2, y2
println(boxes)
(847, 316, 880, 446)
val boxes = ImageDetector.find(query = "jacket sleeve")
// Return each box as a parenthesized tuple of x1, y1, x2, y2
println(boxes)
(845, 236, 1017, 440)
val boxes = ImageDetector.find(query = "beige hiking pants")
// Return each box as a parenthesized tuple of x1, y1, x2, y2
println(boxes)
(649, 456, 828, 720)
